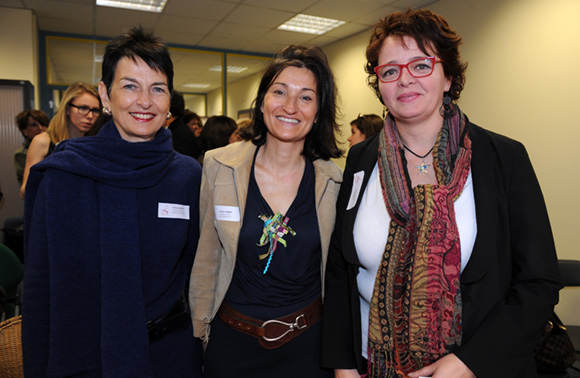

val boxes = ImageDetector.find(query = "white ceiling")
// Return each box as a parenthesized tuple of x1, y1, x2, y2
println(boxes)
(0, 0, 439, 93)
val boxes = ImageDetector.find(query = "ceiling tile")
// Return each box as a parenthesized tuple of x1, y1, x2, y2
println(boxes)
(389, 0, 439, 8)
(156, 14, 218, 35)
(210, 21, 270, 40)
(37, 17, 95, 36)
(242, 0, 318, 13)
(354, 5, 403, 24)
(323, 22, 372, 39)
(1, 0, 25, 7)
(163, 0, 237, 21)
(157, 30, 205, 47)
(224, 4, 294, 28)
(197, 35, 255, 51)
(22, 0, 94, 20)
(302, 0, 386, 22)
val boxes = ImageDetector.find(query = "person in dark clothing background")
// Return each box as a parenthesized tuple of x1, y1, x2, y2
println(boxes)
(166, 90, 202, 159)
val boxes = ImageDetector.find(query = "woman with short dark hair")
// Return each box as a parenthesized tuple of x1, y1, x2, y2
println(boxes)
(22, 26, 203, 378)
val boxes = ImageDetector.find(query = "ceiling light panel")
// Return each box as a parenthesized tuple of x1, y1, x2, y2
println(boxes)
(96, 0, 168, 13)
(209, 65, 248, 74)
(277, 14, 345, 35)
(182, 83, 211, 89)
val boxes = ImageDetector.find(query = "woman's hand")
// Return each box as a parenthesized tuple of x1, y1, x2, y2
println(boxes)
(408, 354, 475, 378)
(334, 368, 361, 378)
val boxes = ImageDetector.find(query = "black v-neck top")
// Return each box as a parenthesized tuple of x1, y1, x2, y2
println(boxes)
(224, 149, 321, 319)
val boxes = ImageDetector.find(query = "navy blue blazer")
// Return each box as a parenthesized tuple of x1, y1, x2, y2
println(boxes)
(321, 121, 563, 378)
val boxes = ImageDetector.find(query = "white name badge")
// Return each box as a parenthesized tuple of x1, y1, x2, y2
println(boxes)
(346, 170, 365, 210)
(214, 205, 240, 222)
(158, 202, 190, 220)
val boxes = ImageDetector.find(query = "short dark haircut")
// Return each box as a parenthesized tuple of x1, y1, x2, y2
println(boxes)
(365, 9, 467, 104)
(351, 114, 383, 138)
(169, 90, 185, 119)
(243, 44, 342, 160)
(101, 25, 173, 94)
(199, 115, 237, 152)
(15, 109, 50, 133)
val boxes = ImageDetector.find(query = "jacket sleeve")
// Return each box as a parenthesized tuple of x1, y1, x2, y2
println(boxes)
(184, 161, 202, 272)
(189, 158, 223, 340)
(321, 148, 361, 370)
(454, 140, 563, 377)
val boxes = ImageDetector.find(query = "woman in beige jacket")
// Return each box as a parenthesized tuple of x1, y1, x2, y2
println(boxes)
(189, 44, 342, 378)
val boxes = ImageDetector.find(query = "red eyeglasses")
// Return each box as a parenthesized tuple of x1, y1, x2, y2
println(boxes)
(374, 56, 443, 83)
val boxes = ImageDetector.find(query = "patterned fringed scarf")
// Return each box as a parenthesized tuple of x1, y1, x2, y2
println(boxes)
(368, 105, 472, 378)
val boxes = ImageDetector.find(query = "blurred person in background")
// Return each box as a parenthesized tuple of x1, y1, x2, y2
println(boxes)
(19, 82, 100, 199)
(229, 118, 253, 144)
(14, 110, 49, 186)
(183, 110, 203, 137)
(166, 91, 202, 159)
(197, 115, 237, 164)
(347, 113, 383, 148)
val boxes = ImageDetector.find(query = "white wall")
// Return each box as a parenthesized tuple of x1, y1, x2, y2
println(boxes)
(0, 8, 38, 234)
(0, 8, 39, 103)
(226, 73, 261, 119)
(323, 0, 580, 324)
(206, 88, 223, 116)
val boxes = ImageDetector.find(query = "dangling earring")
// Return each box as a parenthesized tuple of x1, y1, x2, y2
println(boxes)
(443, 92, 452, 105)
(166, 111, 172, 120)
(103, 108, 111, 116)
(440, 92, 453, 118)
(382, 106, 389, 118)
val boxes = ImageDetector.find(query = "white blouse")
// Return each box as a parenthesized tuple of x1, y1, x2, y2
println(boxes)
(353, 163, 477, 359)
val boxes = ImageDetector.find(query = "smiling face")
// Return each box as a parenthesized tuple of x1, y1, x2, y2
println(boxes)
(260, 66, 318, 145)
(347, 124, 365, 147)
(378, 35, 451, 127)
(99, 56, 170, 142)
(66, 92, 100, 136)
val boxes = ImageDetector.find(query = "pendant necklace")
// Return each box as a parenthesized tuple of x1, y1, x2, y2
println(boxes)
(403, 143, 434, 175)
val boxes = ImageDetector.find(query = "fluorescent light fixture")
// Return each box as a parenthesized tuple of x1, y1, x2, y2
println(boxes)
(182, 83, 211, 89)
(96, 0, 167, 13)
(277, 14, 345, 35)
(208, 65, 248, 74)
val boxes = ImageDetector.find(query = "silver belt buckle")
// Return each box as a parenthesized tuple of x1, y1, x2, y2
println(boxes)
(261, 314, 307, 342)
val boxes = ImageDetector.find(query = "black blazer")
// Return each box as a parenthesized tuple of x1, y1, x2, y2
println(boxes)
(321, 121, 563, 378)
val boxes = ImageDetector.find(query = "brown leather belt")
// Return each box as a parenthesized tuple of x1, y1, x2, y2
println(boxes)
(217, 296, 322, 349)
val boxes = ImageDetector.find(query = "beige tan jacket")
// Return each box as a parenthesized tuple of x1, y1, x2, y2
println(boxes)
(189, 140, 342, 341)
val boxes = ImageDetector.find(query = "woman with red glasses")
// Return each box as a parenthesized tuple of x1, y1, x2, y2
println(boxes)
(322, 8, 562, 378)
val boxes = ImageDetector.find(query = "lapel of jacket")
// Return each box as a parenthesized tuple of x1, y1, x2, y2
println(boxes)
(313, 159, 343, 293)
(212, 141, 256, 262)
(460, 123, 494, 283)
(342, 135, 381, 265)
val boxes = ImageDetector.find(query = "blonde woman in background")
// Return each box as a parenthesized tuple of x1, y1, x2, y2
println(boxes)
(20, 82, 100, 198)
